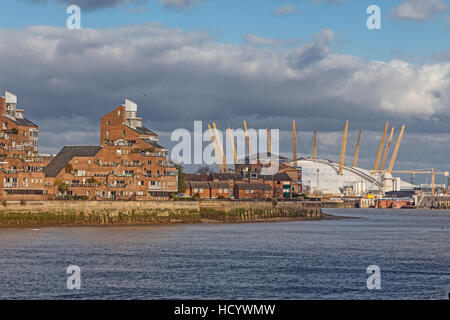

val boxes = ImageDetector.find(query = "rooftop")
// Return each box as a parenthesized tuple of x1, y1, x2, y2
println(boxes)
(44, 145, 103, 177)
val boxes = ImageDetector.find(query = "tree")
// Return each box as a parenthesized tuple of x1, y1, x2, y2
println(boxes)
(196, 166, 211, 175)
(175, 164, 186, 194)
(55, 179, 68, 195)
(65, 163, 73, 173)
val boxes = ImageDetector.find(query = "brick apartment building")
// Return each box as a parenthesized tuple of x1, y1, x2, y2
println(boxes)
(0, 92, 177, 201)
(0, 91, 51, 200)
(44, 99, 178, 200)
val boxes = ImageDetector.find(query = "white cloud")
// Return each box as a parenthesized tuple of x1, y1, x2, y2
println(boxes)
(273, 5, 298, 16)
(391, 0, 448, 21)
(158, 0, 195, 9)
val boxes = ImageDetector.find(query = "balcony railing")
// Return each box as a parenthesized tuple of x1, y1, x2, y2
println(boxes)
(106, 184, 127, 188)
(121, 162, 143, 167)
(3, 182, 18, 188)
(69, 183, 101, 188)
(95, 160, 119, 167)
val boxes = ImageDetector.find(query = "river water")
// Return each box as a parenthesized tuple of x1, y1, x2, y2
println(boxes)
(0, 208, 448, 300)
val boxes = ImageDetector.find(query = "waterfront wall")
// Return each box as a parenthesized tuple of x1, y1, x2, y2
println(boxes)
(0, 200, 321, 227)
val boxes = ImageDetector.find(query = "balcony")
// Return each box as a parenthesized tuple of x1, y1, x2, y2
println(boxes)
(69, 183, 101, 188)
(0, 133, 9, 140)
(95, 160, 119, 167)
(106, 184, 127, 188)
(3, 182, 18, 188)
(121, 161, 143, 167)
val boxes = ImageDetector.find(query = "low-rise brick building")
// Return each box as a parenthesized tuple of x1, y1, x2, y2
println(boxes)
(208, 181, 231, 199)
(186, 181, 211, 199)
(233, 182, 272, 200)
(261, 172, 292, 199)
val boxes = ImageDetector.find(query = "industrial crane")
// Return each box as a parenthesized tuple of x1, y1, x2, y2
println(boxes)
(391, 168, 449, 196)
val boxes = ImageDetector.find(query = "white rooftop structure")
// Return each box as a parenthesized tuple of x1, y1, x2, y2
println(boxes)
(5, 91, 17, 104)
(124, 98, 137, 112)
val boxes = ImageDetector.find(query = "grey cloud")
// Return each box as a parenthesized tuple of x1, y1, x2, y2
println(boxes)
(0, 24, 449, 170)
(391, 0, 448, 21)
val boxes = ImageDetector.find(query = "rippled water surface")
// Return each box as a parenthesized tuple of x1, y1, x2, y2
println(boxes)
(0, 208, 448, 299)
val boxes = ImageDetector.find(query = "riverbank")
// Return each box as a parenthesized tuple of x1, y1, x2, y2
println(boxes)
(0, 200, 321, 228)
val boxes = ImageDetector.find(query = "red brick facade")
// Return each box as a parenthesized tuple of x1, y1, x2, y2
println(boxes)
(0, 91, 51, 200)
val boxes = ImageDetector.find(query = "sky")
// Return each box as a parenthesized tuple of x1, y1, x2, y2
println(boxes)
(0, 0, 449, 181)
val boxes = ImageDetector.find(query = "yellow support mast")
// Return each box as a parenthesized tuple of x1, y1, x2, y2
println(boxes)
(352, 128, 362, 167)
(228, 127, 238, 165)
(387, 124, 405, 173)
(373, 121, 389, 174)
(313, 129, 317, 162)
(267, 128, 272, 154)
(380, 126, 395, 171)
(213, 122, 229, 173)
(208, 124, 224, 173)
(243, 120, 252, 159)
(338, 121, 349, 175)
(293, 120, 297, 164)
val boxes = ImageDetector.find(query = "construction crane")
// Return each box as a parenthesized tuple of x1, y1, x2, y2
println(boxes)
(228, 127, 238, 165)
(208, 124, 224, 173)
(373, 121, 389, 174)
(380, 126, 395, 171)
(243, 120, 251, 158)
(292, 120, 297, 163)
(391, 168, 449, 196)
(313, 129, 317, 162)
(386, 124, 405, 174)
(352, 128, 362, 167)
(213, 122, 229, 173)
(338, 120, 349, 175)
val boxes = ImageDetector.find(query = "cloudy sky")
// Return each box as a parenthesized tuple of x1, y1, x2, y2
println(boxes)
(1, 0, 449, 181)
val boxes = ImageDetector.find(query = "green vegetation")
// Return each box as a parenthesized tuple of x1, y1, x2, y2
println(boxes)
(175, 163, 186, 194)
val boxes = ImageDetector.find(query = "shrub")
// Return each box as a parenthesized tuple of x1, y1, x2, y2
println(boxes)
(271, 198, 278, 207)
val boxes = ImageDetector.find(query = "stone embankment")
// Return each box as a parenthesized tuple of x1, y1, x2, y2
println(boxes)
(0, 200, 321, 227)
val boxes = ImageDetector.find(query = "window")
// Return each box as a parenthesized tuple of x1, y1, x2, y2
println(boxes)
(107, 120, 110, 126)
(118, 110, 120, 116)
(117, 149, 122, 155)
(219, 189, 222, 193)
(2, 122, 7, 129)
(200, 188, 204, 193)
(106, 131, 109, 138)
(147, 160, 152, 165)
(123, 130, 126, 138)
(194, 188, 198, 193)
(88, 160, 91, 164)
(224, 189, 228, 193)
